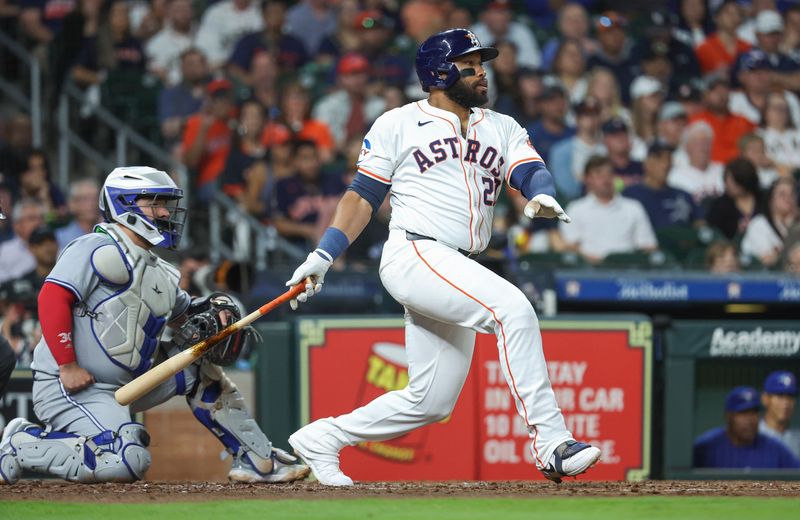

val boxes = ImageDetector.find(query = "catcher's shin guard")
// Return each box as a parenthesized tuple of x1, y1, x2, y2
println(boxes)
(0, 419, 151, 484)
(187, 362, 274, 475)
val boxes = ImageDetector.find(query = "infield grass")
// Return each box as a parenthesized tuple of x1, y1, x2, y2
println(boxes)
(3, 497, 799, 520)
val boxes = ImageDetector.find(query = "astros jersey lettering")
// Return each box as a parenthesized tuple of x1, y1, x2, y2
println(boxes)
(356, 99, 543, 253)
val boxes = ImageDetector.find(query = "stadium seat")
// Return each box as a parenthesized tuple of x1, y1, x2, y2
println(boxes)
(516, 251, 588, 270)
(599, 250, 680, 270)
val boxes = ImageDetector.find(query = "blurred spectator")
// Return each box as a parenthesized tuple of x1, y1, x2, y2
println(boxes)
(71, 0, 145, 88)
(630, 76, 665, 146)
(784, 241, 800, 273)
(145, 0, 196, 87)
(130, 0, 167, 42)
(490, 41, 520, 116)
(228, 0, 308, 86)
(0, 199, 43, 284)
(586, 11, 637, 103)
(706, 240, 741, 273)
(669, 121, 725, 204)
(470, 0, 541, 69)
(739, 133, 781, 189)
(632, 9, 700, 98)
(15, 149, 67, 224)
(287, 0, 338, 55)
(760, 370, 800, 458)
(312, 52, 386, 150)
(781, 5, 800, 54)
(0, 225, 56, 299)
(158, 48, 208, 148)
(540, 3, 598, 71)
(400, 0, 447, 44)
(177, 249, 210, 296)
(695, 0, 751, 75)
(353, 9, 412, 90)
(706, 158, 764, 240)
(690, 72, 756, 164)
(586, 67, 630, 127)
(316, 0, 362, 65)
(739, 10, 800, 91)
(507, 68, 543, 128)
(54, 178, 100, 248)
(675, 80, 704, 117)
(272, 140, 345, 247)
(760, 91, 800, 174)
(741, 177, 797, 266)
(551, 38, 587, 104)
(731, 49, 800, 127)
(247, 50, 280, 109)
(559, 155, 657, 264)
(180, 78, 236, 202)
(263, 82, 336, 163)
(525, 81, 573, 164)
(693, 385, 800, 469)
(601, 117, 642, 190)
(674, 0, 711, 48)
(657, 102, 689, 153)
(19, 0, 75, 46)
(50, 0, 103, 95)
(220, 100, 270, 216)
(0, 113, 33, 184)
(195, 0, 262, 71)
(549, 97, 604, 201)
(737, 0, 779, 45)
(623, 142, 701, 232)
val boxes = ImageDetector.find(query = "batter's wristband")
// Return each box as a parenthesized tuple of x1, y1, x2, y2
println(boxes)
(317, 227, 349, 261)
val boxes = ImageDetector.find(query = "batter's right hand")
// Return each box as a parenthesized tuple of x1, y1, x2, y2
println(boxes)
(286, 251, 333, 310)
(59, 362, 95, 394)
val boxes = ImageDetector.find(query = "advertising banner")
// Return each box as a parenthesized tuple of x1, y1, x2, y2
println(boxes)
(298, 316, 651, 481)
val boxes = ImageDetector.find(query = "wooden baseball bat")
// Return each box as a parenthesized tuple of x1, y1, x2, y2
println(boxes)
(115, 282, 307, 406)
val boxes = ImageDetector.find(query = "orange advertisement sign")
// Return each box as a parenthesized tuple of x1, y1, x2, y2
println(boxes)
(298, 317, 651, 481)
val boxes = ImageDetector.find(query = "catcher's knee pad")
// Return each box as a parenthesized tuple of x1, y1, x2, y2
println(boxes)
(4, 422, 151, 484)
(188, 362, 273, 474)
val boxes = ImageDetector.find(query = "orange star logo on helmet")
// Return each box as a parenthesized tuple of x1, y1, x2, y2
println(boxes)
(465, 31, 480, 47)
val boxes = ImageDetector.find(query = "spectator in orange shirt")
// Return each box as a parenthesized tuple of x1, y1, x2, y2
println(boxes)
(696, 0, 751, 75)
(181, 78, 237, 202)
(262, 82, 335, 163)
(690, 73, 756, 164)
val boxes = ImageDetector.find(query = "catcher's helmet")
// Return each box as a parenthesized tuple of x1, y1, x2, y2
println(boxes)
(99, 166, 186, 249)
(415, 28, 499, 92)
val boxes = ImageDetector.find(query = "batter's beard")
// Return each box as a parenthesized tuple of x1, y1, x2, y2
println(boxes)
(445, 79, 489, 108)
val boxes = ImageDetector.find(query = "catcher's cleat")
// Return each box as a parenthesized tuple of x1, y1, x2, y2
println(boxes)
(540, 440, 601, 483)
(0, 418, 37, 485)
(288, 419, 353, 487)
(228, 448, 310, 483)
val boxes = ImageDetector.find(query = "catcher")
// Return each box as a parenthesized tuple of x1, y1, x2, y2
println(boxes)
(0, 166, 309, 484)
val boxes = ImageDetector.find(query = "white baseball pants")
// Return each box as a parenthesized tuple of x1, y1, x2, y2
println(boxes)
(326, 229, 572, 468)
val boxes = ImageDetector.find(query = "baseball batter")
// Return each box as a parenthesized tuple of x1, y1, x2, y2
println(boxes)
(286, 29, 602, 486)
(0, 167, 309, 484)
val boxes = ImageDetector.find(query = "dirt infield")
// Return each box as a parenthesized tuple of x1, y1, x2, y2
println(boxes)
(1, 480, 799, 502)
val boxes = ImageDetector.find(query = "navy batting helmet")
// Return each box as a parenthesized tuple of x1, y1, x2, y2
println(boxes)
(416, 28, 499, 92)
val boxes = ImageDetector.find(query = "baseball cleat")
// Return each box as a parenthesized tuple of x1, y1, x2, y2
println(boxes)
(288, 420, 353, 487)
(228, 448, 311, 483)
(540, 440, 601, 483)
(0, 418, 36, 485)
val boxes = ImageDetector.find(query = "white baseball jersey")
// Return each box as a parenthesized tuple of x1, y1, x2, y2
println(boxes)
(356, 99, 544, 253)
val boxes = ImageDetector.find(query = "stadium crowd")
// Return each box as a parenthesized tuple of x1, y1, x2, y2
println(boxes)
(3, 0, 800, 368)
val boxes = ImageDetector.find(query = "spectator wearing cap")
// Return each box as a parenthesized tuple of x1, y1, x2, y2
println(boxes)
(744, 10, 800, 93)
(145, 0, 196, 87)
(632, 9, 701, 98)
(669, 121, 725, 204)
(695, 0, 751, 75)
(705, 157, 765, 240)
(586, 11, 638, 104)
(558, 155, 657, 264)
(227, 0, 308, 87)
(623, 142, 702, 232)
(741, 176, 797, 266)
(524, 81, 574, 163)
(602, 117, 643, 190)
(657, 102, 689, 163)
(158, 48, 209, 150)
(549, 97, 605, 202)
(470, 0, 542, 69)
(739, 133, 781, 189)
(759, 91, 800, 173)
(312, 52, 385, 150)
(0, 199, 43, 284)
(630, 76, 665, 146)
(286, 0, 338, 56)
(180, 77, 236, 202)
(675, 80, 705, 117)
(736, 1, 779, 45)
(674, 0, 713, 48)
(540, 3, 598, 72)
(551, 39, 588, 105)
(730, 49, 800, 127)
(195, 0, 262, 70)
(54, 179, 101, 250)
(690, 72, 757, 164)
(693, 385, 800, 469)
(760, 371, 800, 458)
